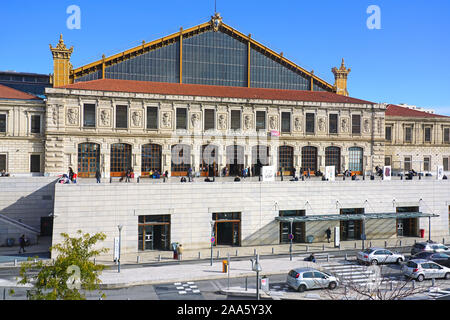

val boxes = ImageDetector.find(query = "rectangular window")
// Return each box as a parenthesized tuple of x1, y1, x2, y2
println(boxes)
(281, 112, 291, 133)
(404, 156, 412, 171)
(444, 157, 449, 171)
(83, 104, 96, 127)
(30, 154, 40, 173)
(444, 128, 450, 143)
(204, 109, 215, 130)
(424, 127, 431, 142)
(306, 113, 315, 133)
(0, 114, 6, 132)
(176, 108, 187, 130)
(405, 127, 412, 142)
(385, 156, 391, 166)
(352, 115, 361, 134)
(115, 105, 128, 128)
(0, 154, 6, 171)
(231, 110, 241, 130)
(424, 156, 431, 171)
(31, 115, 41, 133)
(385, 126, 392, 141)
(256, 111, 266, 130)
(329, 114, 338, 134)
(146, 107, 158, 129)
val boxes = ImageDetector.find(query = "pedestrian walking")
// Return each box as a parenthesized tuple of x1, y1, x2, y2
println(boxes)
(68, 167, 74, 181)
(18, 234, 26, 254)
(326, 227, 332, 243)
(188, 167, 192, 182)
(95, 169, 101, 183)
(177, 244, 183, 261)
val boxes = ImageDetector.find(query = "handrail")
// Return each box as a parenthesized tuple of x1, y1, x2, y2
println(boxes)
(0, 213, 40, 234)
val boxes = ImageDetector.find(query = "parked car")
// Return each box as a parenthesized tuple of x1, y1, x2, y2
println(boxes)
(287, 267, 339, 292)
(410, 252, 450, 268)
(402, 259, 450, 282)
(410, 242, 450, 255)
(356, 248, 405, 265)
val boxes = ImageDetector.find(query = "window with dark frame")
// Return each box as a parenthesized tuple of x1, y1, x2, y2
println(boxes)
(305, 113, 315, 133)
(83, 104, 96, 127)
(385, 126, 392, 141)
(204, 109, 215, 130)
(231, 110, 241, 130)
(115, 105, 128, 128)
(385, 156, 391, 166)
(281, 112, 291, 133)
(31, 115, 41, 133)
(0, 114, 6, 132)
(444, 157, 449, 171)
(424, 156, 431, 171)
(146, 107, 158, 129)
(176, 108, 187, 130)
(329, 114, 338, 134)
(444, 128, 450, 143)
(30, 154, 40, 173)
(256, 111, 266, 130)
(352, 115, 361, 134)
(405, 127, 412, 142)
(424, 127, 431, 142)
(0, 154, 6, 171)
(404, 156, 412, 171)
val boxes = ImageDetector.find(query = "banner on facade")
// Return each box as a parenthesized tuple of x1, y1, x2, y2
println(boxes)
(437, 165, 444, 180)
(113, 237, 119, 261)
(383, 166, 392, 180)
(262, 166, 276, 181)
(334, 226, 340, 247)
(325, 166, 335, 181)
(270, 130, 280, 137)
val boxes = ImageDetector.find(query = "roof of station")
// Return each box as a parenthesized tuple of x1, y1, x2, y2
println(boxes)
(275, 212, 439, 223)
(386, 104, 449, 118)
(59, 78, 373, 104)
(0, 84, 41, 100)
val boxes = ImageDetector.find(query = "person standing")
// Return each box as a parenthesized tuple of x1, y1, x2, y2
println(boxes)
(68, 167, 74, 182)
(326, 227, 332, 243)
(18, 234, 26, 254)
(177, 244, 183, 261)
(188, 167, 192, 182)
(95, 169, 101, 183)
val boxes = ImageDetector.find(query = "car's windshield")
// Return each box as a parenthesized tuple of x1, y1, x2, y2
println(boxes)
(363, 249, 375, 254)
(406, 261, 418, 268)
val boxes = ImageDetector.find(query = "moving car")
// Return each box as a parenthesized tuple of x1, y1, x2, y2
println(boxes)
(356, 248, 405, 265)
(410, 252, 450, 268)
(287, 267, 339, 292)
(411, 242, 449, 255)
(402, 259, 450, 282)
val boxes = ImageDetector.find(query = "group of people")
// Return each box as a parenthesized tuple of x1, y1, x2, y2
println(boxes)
(0, 169, 10, 177)
(59, 167, 78, 184)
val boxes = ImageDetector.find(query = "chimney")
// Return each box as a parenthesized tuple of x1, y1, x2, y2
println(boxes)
(49, 34, 73, 87)
(332, 58, 351, 96)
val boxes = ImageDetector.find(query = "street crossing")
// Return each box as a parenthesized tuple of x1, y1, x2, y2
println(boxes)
(321, 262, 378, 286)
(173, 281, 201, 295)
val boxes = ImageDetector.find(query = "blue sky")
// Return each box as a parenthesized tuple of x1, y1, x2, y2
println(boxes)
(0, 0, 449, 113)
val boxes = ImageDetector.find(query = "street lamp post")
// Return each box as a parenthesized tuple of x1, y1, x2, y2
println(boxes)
(117, 224, 123, 273)
(289, 218, 294, 261)
(251, 254, 262, 300)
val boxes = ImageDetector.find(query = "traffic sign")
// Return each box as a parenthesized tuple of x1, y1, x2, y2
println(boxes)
(211, 237, 215, 243)
(288, 233, 294, 240)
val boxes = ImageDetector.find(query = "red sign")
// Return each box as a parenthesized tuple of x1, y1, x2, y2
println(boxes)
(270, 130, 280, 137)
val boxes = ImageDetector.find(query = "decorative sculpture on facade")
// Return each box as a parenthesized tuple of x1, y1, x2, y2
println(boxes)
(294, 117, 302, 131)
(244, 115, 252, 130)
(269, 116, 277, 130)
(218, 114, 227, 129)
(132, 111, 142, 127)
(162, 112, 172, 128)
(341, 118, 348, 132)
(67, 108, 78, 125)
(100, 109, 110, 126)
(318, 117, 325, 132)
(191, 113, 200, 129)
(364, 119, 370, 133)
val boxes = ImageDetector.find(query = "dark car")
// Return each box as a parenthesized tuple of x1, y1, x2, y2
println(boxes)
(411, 242, 450, 255)
(410, 252, 450, 268)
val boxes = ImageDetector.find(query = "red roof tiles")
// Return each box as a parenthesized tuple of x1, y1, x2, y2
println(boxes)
(385, 104, 448, 118)
(0, 84, 40, 100)
(60, 79, 373, 104)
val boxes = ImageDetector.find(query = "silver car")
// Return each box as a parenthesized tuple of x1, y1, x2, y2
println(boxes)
(402, 259, 450, 282)
(410, 242, 449, 255)
(356, 248, 405, 265)
(287, 267, 339, 292)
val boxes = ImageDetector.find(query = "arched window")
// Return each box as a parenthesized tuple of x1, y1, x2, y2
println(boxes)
(171, 144, 191, 176)
(348, 147, 364, 173)
(301, 146, 318, 173)
(141, 144, 162, 175)
(78, 143, 100, 178)
(278, 146, 294, 175)
(110, 143, 132, 177)
(325, 146, 341, 173)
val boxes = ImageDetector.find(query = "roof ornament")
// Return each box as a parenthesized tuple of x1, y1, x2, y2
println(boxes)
(211, 12, 222, 32)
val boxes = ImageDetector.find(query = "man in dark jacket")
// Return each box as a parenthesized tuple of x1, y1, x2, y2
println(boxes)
(326, 227, 332, 243)
(19, 234, 26, 254)
(95, 169, 101, 183)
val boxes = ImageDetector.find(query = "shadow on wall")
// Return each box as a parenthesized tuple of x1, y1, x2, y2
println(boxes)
(0, 178, 58, 247)
(243, 220, 280, 246)
(306, 221, 340, 243)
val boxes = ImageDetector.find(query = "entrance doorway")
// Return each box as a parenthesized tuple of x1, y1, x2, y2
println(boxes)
(78, 143, 100, 178)
(212, 212, 241, 246)
(279, 210, 306, 243)
(252, 145, 270, 177)
(226, 145, 244, 176)
(396, 207, 419, 237)
(340, 208, 363, 241)
(138, 215, 170, 251)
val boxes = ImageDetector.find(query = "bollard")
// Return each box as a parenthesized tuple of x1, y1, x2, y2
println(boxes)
(272, 247, 274, 254)
(327, 254, 329, 262)
(217, 250, 220, 259)
(254, 249, 256, 256)
(400, 240, 402, 247)
(14, 259, 17, 267)
(344, 285, 347, 295)
(415, 239, 417, 244)
(443, 238, 446, 245)
(306, 245, 309, 252)
(322, 244, 325, 251)
(236, 250, 238, 257)
(198, 252, 201, 259)
(390, 281, 393, 291)
(354, 242, 357, 249)
(385, 241, 387, 248)
(345, 253, 348, 261)
(369, 241, 372, 248)
(137, 256, 140, 264)
(412, 280, 415, 289)
(245, 277, 248, 291)
(339, 243, 341, 250)
(158, 254, 161, 262)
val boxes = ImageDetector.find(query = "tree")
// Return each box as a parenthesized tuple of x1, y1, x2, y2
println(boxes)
(18, 230, 108, 300)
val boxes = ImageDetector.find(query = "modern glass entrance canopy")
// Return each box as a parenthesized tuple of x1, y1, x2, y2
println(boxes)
(275, 212, 439, 223)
